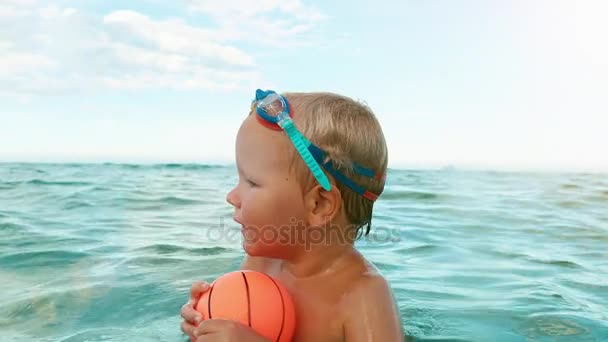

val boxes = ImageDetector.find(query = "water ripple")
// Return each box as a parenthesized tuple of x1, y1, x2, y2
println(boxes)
(0, 164, 606, 341)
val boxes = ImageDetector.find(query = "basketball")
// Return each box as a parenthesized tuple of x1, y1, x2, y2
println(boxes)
(194, 270, 296, 342)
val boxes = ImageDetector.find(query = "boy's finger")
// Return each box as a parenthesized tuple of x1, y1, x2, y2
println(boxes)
(181, 302, 202, 324)
(194, 319, 236, 335)
(180, 321, 196, 337)
(190, 281, 210, 300)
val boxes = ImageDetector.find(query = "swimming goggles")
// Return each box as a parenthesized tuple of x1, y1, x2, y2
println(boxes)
(252, 89, 385, 201)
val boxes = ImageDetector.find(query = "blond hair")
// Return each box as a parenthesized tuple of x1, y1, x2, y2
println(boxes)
(283, 92, 388, 237)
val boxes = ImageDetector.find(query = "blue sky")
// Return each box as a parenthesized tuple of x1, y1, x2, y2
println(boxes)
(1, 0, 607, 172)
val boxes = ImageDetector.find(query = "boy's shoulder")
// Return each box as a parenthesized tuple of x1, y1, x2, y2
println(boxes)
(349, 269, 392, 295)
(341, 263, 394, 307)
(339, 261, 405, 341)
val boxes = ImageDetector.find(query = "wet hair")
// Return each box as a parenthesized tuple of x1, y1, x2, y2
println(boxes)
(282, 92, 388, 238)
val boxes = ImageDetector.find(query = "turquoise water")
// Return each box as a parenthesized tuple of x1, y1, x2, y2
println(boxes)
(1, 163, 607, 341)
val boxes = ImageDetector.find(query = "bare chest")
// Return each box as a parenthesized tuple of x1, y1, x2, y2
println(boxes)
(288, 286, 345, 342)
(262, 270, 348, 342)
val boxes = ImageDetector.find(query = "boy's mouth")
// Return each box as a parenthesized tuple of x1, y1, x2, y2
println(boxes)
(233, 216, 244, 228)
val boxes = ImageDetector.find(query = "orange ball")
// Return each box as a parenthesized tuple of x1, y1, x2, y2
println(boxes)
(195, 270, 296, 342)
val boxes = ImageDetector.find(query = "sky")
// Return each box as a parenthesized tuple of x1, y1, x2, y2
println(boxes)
(1, 0, 607, 172)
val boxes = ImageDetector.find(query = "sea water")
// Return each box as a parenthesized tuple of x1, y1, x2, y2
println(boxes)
(1, 163, 607, 341)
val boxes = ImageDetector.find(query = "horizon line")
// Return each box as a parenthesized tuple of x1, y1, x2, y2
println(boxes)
(1, 159, 607, 174)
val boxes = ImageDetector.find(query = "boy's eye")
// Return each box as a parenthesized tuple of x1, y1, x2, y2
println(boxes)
(246, 179, 258, 187)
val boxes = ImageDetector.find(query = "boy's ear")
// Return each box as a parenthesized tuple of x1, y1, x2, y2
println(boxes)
(304, 183, 342, 227)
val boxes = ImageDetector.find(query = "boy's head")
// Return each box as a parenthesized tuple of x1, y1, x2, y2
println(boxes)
(227, 89, 387, 257)
(282, 92, 388, 236)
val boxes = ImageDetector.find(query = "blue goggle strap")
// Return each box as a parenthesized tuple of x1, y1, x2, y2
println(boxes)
(282, 120, 332, 192)
(306, 141, 381, 201)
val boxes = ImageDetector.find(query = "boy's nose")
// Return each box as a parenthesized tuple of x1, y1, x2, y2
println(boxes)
(226, 188, 240, 208)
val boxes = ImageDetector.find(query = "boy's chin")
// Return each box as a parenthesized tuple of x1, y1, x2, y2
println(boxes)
(242, 241, 288, 258)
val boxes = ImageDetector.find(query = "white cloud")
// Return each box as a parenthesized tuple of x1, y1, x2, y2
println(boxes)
(103, 10, 255, 67)
(0, 38, 57, 90)
(37, 4, 77, 19)
(187, 0, 326, 45)
(0, 0, 38, 18)
(0, 51, 56, 77)
(0, 0, 325, 98)
(189, 0, 325, 22)
(99, 67, 261, 92)
(0, 40, 14, 50)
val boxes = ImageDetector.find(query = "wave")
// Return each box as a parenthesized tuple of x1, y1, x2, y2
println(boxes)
(62, 200, 94, 210)
(133, 244, 228, 256)
(97, 163, 228, 171)
(155, 163, 226, 170)
(381, 190, 441, 201)
(1, 179, 92, 187)
(561, 183, 582, 190)
(0, 250, 90, 268)
(0, 222, 26, 233)
(125, 195, 204, 207)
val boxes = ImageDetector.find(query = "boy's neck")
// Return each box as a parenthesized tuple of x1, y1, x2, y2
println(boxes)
(280, 239, 359, 279)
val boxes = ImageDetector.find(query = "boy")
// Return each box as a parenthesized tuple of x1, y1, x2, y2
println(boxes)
(180, 89, 404, 341)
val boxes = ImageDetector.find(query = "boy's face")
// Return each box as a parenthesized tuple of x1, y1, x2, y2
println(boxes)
(226, 114, 308, 258)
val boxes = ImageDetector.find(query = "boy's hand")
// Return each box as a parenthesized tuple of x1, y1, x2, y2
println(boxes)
(192, 319, 271, 342)
(180, 281, 210, 337)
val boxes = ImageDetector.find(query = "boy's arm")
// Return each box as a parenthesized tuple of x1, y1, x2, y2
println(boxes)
(343, 275, 405, 342)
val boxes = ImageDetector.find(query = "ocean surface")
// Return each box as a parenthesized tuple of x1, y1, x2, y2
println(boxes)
(0, 163, 607, 342)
